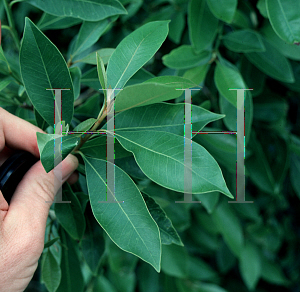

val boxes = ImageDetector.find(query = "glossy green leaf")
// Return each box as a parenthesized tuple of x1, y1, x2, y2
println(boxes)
(37, 13, 82, 30)
(216, 241, 236, 273)
(266, 0, 300, 44)
(55, 183, 86, 240)
(71, 20, 110, 58)
(25, 0, 127, 21)
(81, 155, 161, 272)
(56, 229, 84, 292)
(214, 60, 247, 107)
(261, 22, 300, 60)
(20, 18, 74, 127)
(206, 0, 237, 23)
(74, 48, 115, 65)
(245, 37, 294, 83)
(142, 193, 183, 246)
(36, 132, 80, 173)
(104, 102, 224, 138)
(73, 118, 97, 133)
(162, 45, 211, 69)
(81, 216, 105, 275)
(114, 130, 232, 198)
(211, 200, 244, 257)
(106, 21, 169, 89)
(239, 242, 261, 291)
(188, 0, 219, 52)
(114, 76, 197, 112)
(222, 29, 265, 52)
(80, 135, 132, 160)
(96, 52, 107, 92)
(41, 248, 61, 292)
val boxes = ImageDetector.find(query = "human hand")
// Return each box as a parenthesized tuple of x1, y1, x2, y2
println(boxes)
(0, 107, 79, 292)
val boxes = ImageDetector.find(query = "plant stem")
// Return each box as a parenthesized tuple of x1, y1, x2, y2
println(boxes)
(73, 106, 108, 152)
(3, 0, 20, 50)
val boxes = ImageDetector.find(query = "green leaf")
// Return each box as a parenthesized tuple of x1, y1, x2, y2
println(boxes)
(71, 20, 111, 58)
(266, 0, 300, 44)
(41, 248, 61, 292)
(37, 13, 82, 30)
(106, 236, 139, 273)
(73, 118, 97, 133)
(161, 244, 188, 278)
(245, 37, 294, 83)
(69, 66, 81, 100)
(188, 0, 219, 52)
(206, 0, 237, 23)
(260, 257, 290, 286)
(112, 97, 224, 136)
(81, 155, 161, 272)
(214, 60, 247, 107)
(36, 132, 80, 173)
(177, 279, 228, 292)
(44, 237, 59, 249)
(114, 130, 232, 198)
(57, 229, 84, 292)
(114, 76, 197, 112)
(193, 128, 237, 173)
(142, 193, 183, 246)
(81, 68, 101, 90)
(169, 11, 185, 44)
(54, 183, 86, 240)
(194, 191, 220, 214)
(239, 242, 261, 291)
(211, 200, 244, 257)
(74, 48, 115, 65)
(219, 92, 253, 146)
(187, 256, 218, 281)
(257, 0, 268, 18)
(261, 22, 300, 61)
(106, 21, 169, 89)
(96, 52, 107, 92)
(20, 18, 74, 127)
(183, 64, 210, 85)
(24, 0, 127, 21)
(81, 216, 105, 275)
(162, 45, 211, 69)
(0, 80, 11, 91)
(222, 29, 265, 53)
(80, 135, 132, 160)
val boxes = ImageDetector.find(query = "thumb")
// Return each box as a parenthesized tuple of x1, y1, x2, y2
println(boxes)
(8, 154, 79, 226)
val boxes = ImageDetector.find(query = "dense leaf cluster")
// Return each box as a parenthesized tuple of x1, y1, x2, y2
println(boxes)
(0, 0, 299, 291)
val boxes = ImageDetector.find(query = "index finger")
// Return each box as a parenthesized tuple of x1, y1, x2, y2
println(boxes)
(0, 107, 45, 158)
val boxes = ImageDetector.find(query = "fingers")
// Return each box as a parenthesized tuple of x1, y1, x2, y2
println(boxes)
(0, 107, 45, 158)
(7, 154, 78, 227)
